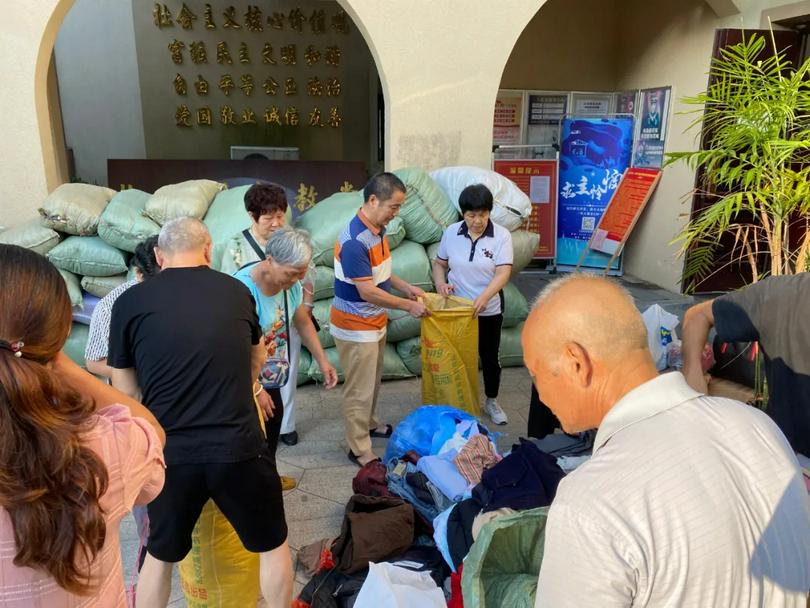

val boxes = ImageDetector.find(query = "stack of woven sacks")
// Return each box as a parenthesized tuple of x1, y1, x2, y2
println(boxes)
(288, 166, 538, 386)
(0, 167, 539, 379)
(0, 179, 226, 365)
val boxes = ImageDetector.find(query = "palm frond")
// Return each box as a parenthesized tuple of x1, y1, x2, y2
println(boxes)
(665, 31, 810, 284)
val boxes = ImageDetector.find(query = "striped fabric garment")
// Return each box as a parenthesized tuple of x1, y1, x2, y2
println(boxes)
(330, 211, 392, 343)
(453, 434, 502, 485)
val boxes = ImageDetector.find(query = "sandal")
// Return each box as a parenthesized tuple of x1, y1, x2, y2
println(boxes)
(347, 450, 381, 467)
(369, 424, 393, 439)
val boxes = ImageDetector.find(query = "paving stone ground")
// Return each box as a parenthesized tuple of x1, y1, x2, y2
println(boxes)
(119, 272, 697, 605)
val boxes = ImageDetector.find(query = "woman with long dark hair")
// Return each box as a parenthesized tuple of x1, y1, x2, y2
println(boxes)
(0, 244, 165, 605)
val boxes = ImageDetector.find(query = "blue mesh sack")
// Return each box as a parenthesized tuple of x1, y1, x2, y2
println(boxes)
(384, 405, 479, 462)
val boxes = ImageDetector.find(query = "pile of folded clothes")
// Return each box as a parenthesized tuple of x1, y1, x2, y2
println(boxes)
(294, 405, 595, 608)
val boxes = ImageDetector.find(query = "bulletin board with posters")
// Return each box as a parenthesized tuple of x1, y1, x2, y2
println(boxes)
(493, 158, 557, 259)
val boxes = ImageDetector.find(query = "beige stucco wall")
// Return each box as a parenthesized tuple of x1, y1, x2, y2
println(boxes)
(500, 0, 619, 92)
(340, 0, 545, 171)
(0, 0, 66, 229)
(0, 0, 544, 229)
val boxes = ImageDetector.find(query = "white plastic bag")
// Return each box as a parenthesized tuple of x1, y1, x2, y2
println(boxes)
(430, 166, 531, 231)
(354, 562, 447, 608)
(641, 304, 680, 371)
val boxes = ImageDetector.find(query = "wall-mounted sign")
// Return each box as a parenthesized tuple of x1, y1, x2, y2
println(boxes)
(152, 3, 350, 130)
(572, 94, 611, 116)
(616, 91, 637, 114)
(494, 159, 557, 259)
(493, 93, 524, 146)
(634, 86, 671, 168)
(528, 94, 567, 125)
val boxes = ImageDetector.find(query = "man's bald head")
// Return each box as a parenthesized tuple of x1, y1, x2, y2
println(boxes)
(529, 274, 648, 365)
(522, 274, 656, 433)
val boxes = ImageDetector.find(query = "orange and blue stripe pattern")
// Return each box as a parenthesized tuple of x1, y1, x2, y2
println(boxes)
(330, 211, 392, 342)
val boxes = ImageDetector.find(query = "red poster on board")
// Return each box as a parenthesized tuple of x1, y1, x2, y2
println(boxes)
(493, 159, 557, 259)
(590, 167, 661, 256)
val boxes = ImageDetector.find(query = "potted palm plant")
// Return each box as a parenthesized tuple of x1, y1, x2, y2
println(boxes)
(667, 33, 810, 292)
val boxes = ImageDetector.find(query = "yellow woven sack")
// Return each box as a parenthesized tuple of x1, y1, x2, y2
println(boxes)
(420, 293, 480, 415)
(177, 372, 266, 607)
(178, 500, 260, 607)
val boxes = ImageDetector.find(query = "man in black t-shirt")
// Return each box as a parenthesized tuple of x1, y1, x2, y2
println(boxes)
(682, 273, 810, 458)
(109, 217, 292, 608)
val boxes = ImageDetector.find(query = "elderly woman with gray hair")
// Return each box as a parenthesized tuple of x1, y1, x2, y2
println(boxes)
(233, 226, 338, 476)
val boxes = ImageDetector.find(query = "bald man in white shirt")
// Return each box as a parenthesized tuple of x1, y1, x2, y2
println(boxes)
(523, 275, 810, 608)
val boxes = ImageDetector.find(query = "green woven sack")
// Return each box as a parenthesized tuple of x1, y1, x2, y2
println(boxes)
(425, 241, 440, 264)
(313, 298, 335, 349)
(0, 219, 60, 255)
(59, 269, 83, 309)
(502, 283, 529, 329)
(312, 265, 335, 301)
(295, 192, 405, 267)
(393, 168, 458, 244)
(97, 190, 160, 253)
(386, 214, 407, 250)
(381, 344, 413, 380)
(297, 348, 312, 386)
(205, 185, 253, 246)
(307, 344, 412, 383)
(396, 337, 421, 376)
(510, 230, 539, 276)
(81, 274, 128, 298)
(64, 322, 90, 367)
(144, 179, 225, 225)
(390, 240, 433, 297)
(386, 307, 421, 343)
(39, 183, 116, 236)
(295, 192, 362, 267)
(48, 236, 129, 277)
(499, 323, 525, 368)
(308, 346, 344, 384)
(461, 507, 549, 608)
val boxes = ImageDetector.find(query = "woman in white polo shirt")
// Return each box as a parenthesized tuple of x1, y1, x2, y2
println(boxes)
(432, 184, 514, 425)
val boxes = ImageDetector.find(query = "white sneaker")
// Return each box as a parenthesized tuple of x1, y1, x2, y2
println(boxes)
(484, 398, 508, 425)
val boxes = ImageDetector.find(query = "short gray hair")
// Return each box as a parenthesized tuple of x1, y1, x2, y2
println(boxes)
(158, 216, 211, 254)
(265, 226, 312, 267)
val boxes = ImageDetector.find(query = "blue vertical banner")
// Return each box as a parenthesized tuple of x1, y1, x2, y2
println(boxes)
(556, 117, 634, 271)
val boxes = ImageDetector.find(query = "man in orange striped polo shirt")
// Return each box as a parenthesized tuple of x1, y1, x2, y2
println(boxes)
(331, 173, 430, 466)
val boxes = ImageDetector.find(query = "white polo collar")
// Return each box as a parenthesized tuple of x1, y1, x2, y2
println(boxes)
(594, 372, 702, 453)
(456, 219, 495, 238)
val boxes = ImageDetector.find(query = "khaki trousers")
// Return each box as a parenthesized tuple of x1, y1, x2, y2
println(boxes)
(334, 335, 386, 459)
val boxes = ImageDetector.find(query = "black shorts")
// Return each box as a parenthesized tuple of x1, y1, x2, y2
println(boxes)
(146, 449, 288, 562)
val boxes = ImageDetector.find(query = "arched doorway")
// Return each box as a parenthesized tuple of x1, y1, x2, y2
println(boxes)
(29, 0, 548, 207)
(45, 1, 385, 188)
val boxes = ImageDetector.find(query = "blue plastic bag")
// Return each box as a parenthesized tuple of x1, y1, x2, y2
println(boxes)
(384, 405, 479, 462)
